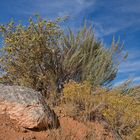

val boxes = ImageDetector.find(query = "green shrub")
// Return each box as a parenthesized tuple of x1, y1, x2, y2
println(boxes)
(0, 15, 127, 95)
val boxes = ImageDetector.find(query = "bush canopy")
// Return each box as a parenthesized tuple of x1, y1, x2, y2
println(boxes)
(0, 16, 127, 95)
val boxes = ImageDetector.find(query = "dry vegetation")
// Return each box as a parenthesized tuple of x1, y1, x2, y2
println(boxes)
(60, 81, 140, 140)
(0, 15, 139, 140)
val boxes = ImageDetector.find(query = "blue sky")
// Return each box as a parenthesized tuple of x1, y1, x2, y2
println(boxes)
(0, 0, 140, 85)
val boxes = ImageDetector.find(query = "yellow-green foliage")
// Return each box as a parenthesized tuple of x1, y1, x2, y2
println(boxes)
(99, 90, 140, 138)
(62, 81, 96, 115)
(0, 16, 63, 95)
(63, 81, 92, 104)
(62, 81, 140, 139)
(0, 15, 127, 96)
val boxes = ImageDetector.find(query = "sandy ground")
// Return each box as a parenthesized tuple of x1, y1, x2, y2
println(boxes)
(0, 114, 114, 140)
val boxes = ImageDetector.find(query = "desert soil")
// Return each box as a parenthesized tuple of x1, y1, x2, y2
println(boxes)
(0, 114, 114, 140)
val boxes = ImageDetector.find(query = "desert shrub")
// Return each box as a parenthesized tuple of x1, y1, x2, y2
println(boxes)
(0, 16, 64, 96)
(62, 27, 127, 86)
(62, 81, 107, 118)
(62, 81, 140, 139)
(0, 16, 127, 95)
(61, 81, 94, 117)
(100, 90, 140, 139)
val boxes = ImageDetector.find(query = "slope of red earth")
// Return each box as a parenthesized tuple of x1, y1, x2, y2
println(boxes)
(0, 114, 114, 140)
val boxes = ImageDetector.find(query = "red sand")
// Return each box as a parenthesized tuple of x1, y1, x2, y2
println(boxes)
(0, 114, 114, 140)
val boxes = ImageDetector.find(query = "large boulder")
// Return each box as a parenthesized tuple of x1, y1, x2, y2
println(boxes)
(0, 84, 59, 129)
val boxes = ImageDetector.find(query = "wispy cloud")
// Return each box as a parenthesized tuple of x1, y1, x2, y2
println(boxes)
(82, 0, 140, 37)
(114, 48, 140, 86)
(118, 49, 140, 74)
(94, 19, 140, 37)
(134, 76, 140, 82)
(119, 60, 140, 73)
(20, 0, 96, 19)
(12, 0, 140, 38)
